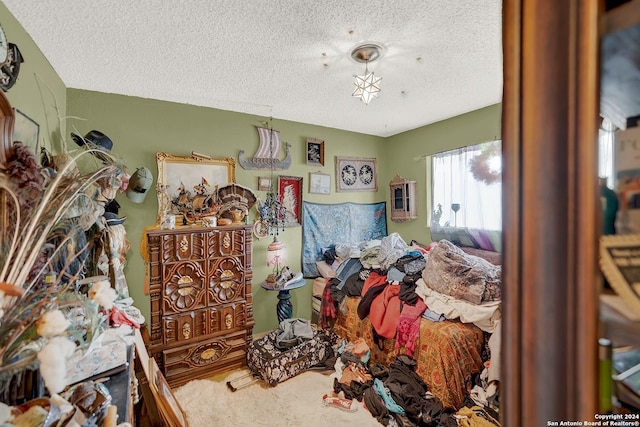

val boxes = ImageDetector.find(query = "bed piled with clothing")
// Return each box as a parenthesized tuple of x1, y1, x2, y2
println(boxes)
(318, 233, 501, 418)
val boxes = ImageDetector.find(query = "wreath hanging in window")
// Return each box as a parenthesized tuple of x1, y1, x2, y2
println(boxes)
(468, 141, 502, 185)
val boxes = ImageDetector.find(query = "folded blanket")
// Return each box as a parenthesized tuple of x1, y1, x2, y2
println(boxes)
(416, 279, 501, 333)
(423, 239, 501, 305)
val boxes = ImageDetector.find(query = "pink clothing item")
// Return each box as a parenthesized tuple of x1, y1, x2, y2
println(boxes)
(395, 298, 427, 356)
(109, 306, 141, 328)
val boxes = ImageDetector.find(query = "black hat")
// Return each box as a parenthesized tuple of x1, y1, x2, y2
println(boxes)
(103, 212, 127, 226)
(71, 130, 114, 161)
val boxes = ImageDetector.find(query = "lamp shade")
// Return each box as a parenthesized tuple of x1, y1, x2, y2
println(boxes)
(266, 240, 287, 269)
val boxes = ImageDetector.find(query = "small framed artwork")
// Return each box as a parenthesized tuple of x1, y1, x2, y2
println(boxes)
(309, 172, 331, 195)
(335, 156, 378, 192)
(258, 176, 272, 191)
(12, 108, 39, 157)
(148, 357, 189, 427)
(278, 175, 303, 226)
(306, 138, 324, 166)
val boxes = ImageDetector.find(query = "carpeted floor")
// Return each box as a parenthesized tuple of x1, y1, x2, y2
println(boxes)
(174, 368, 380, 426)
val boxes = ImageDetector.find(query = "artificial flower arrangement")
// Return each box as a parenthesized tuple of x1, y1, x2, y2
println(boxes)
(0, 140, 123, 398)
(468, 140, 502, 186)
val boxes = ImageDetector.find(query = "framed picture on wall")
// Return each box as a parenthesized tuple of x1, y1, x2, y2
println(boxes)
(155, 152, 236, 222)
(309, 172, 330, 195)
(258, 176, 272, 191)
(12, 108, 39, 158)
(335, 156, 377, 192)
(306, 138, 324, 166)
(278, 175, 303, 226)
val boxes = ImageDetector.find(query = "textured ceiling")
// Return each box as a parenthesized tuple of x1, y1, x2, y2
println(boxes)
(2, 0, 503, 137)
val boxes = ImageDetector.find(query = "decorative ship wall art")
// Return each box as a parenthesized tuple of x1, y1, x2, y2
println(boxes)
(238, 125, 291, 170)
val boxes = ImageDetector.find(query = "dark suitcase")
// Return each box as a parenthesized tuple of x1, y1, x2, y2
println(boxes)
(246, 327, 336, 386)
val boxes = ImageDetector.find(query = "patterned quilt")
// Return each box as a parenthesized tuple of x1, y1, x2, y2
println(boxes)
(333, 297, 485, 410)
(301, 201, 387, 277)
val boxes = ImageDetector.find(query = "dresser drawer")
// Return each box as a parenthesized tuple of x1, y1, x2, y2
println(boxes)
(161, 260, 207, 315)
(160, 231, 207, 262)
(162, 302, 249, 345)
(207, 256, 246, 305)
(206, 228, 250, 258)
(162, 332, 249, 387)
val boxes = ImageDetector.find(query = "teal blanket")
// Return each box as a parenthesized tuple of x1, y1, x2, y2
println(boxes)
(302, 201, 387, 277)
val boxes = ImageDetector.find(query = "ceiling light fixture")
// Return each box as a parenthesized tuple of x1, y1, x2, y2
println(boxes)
(351, 43, 383, 105)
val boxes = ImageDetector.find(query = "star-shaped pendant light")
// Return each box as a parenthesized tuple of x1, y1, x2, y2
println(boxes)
(351, 43, 384, 105)
(352, 65, 382, 105)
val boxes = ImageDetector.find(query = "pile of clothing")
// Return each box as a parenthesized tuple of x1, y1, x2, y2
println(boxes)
(322, 235, 428, 351)
(326, 337, 500, 427)
(319, 234, 502, 419)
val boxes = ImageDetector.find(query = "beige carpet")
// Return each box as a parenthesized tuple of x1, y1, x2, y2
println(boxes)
(174, 368, 380, 426)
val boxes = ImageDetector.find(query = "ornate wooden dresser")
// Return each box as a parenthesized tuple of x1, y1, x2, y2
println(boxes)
(146, 225, 254, 387)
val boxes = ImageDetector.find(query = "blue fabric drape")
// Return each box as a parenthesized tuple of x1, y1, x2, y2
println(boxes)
(302, 201, 387, 277)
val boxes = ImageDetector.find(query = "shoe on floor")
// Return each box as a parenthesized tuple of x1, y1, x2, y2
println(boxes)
(322, 394, 358, 412)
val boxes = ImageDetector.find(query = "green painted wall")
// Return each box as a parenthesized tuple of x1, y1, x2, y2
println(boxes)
(2, 5, 502, 334)
(66, 89, 386, 333)
(384, 104, 502, 242)
(0, 3, 67, 153)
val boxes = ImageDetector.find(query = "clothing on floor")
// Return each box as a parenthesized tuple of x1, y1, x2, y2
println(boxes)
(322, 246, 337, 264)
(384, 355, 428, 421)
(374, 378, 405, 414)
(455, 405, 501, 427)
(275, 318, 315, 349)
(337, 362, 373, 386)
(333, 376, 372, 401)
(361, 271, 389, 296)
(351, 337, 371, 362)
(363, 386, 391, 426)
